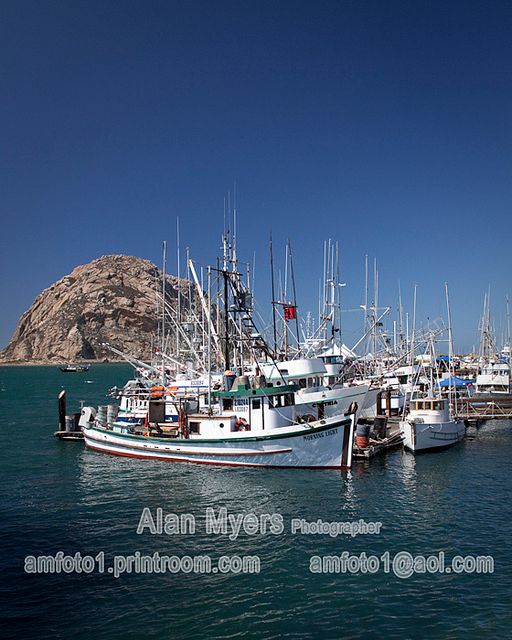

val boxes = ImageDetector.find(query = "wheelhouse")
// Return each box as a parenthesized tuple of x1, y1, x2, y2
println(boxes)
(410, 399, 446, 411)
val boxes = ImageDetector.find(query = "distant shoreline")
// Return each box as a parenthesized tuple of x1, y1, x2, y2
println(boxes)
(0, 360, 128, 367)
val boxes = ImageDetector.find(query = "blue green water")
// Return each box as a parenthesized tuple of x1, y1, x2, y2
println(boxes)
(1, 365, 511, 639)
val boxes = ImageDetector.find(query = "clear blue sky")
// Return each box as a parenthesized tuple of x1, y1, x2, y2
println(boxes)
(2, 0, 512, 353)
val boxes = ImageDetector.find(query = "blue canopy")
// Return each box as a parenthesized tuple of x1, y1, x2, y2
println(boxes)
(437, 376, 473, 387)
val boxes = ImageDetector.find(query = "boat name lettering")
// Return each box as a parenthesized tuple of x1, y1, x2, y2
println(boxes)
(303, 428, 338, 441)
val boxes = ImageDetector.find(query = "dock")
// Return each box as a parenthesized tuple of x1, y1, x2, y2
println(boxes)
(53, 389, 84, 440)
(353, 416, 404, 460)
(455, 395, 512, 422)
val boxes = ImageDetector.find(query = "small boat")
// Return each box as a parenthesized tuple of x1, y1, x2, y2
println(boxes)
(59, 364, 90, 373)
(400, 397, 465, 453)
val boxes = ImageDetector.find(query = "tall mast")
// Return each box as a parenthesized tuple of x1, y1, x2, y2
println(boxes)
(445, 282, 456, 415)
(288, 239, 300, 356)
(410, 285, 417, 369)
(176, 217, 181, 361)
(207, 266, 212, 413)
(364, 254, 369, 337)
(161, 240, 167, 385)
(270, 235, 278, 357)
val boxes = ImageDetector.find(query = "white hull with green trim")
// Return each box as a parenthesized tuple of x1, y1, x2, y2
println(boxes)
(83, 413, 355, 469)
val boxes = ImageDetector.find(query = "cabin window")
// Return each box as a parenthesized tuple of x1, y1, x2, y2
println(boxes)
(299, 379, 307, 389)
(189, 422, 200, 435)
(307, 378, 314, 387)
(222, 399, 233, 411)
(252, 399, 261, 410)
(284, 393, 294, 406)
(268, 395, 282, 409)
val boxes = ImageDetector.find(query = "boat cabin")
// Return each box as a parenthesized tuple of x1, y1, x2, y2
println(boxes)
(410, 398, 446, 412)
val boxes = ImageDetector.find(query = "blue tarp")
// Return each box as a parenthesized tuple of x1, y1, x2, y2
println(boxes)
(437, 376, 473, 387)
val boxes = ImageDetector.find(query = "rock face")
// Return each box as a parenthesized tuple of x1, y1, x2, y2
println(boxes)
(0, 255, 185, 363)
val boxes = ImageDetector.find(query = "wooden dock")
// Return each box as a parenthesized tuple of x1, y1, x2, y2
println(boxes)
(353, 418, 404, 460)
(455, 395, 512, 422)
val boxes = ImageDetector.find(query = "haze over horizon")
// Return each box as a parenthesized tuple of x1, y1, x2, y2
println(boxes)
(2, 0, 512, 355)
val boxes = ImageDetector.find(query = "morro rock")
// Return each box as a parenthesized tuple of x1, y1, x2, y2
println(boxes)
(0, 255, 183, 363)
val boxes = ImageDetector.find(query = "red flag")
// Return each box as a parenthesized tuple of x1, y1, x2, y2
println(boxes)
(284, 304, 297, 321)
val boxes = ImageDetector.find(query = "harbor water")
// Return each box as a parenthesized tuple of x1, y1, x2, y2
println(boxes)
(1, 365, 511, 639)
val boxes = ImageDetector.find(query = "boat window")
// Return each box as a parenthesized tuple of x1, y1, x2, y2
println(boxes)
(189, 421, 200, 435)
(284, 393, 294, 406)
(222, 399, 233, 411)
(252, 399, 261, 410)
(307, 378, 313, 387)
(299, 379, 307, 389)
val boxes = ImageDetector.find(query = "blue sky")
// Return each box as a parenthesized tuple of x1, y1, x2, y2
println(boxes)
(1, 0, 512, 353)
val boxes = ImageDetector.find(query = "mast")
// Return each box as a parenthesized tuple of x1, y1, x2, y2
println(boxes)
(409, 285, 417, 371)
(207, 266, 212, 413)
(161, 240, 167, 385)
(270, 235, 278, 357)
(176, 217, 181, 361)
(445, 282, 456, 416)
(288, 239, 300, 357)
(223, 266, 230, 371)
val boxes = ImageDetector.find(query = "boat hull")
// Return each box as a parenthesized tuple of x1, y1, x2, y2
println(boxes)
(401, 419, 465, 453)
(83, 415, 355, 469)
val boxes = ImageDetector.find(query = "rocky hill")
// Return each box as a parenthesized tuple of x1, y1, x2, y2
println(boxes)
(0, 255, 186, 364)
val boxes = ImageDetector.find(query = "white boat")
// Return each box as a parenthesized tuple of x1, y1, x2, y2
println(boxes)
(400, 284, 465, 453)
(258, 358, 368, 420)
(80, 378, 356, 469)
(400, 397, 465, 452)
(475, 361, 511, 394)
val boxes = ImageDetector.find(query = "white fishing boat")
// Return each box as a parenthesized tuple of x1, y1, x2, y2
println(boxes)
(400, 284, 465, 453)
(475, 361, 511, 394)
(80, 377, 356, 468)
(400, 397, 465, 452)
(258, 357, 368, 420)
